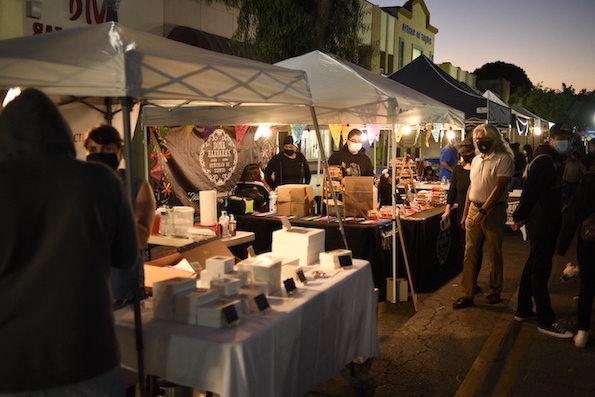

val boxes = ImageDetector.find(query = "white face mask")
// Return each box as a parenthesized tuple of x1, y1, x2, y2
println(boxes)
(348, 141, 363, 154)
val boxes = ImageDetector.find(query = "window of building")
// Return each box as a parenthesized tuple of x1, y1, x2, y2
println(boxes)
(380, 51, 386, 74)
(398, 38, 405, 69)
(387, 54, 394, 74)
(301, 129, 333, 162)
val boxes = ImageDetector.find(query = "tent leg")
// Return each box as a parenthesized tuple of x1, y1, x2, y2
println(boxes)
(121, 97, 147, 397)
(308, 106, 349, 250)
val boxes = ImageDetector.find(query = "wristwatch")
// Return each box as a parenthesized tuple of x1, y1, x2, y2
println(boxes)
(479, 208, 488, 215)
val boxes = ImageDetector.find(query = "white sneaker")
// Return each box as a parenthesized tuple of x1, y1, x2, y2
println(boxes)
(537, 323, 574, 339)
(574, 330, 589, 348)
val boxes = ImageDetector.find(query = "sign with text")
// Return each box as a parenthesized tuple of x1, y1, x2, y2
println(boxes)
(199, 128, 238, 186)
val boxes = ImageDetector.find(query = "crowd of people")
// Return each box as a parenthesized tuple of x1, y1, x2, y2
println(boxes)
(443, 122, 595, 348)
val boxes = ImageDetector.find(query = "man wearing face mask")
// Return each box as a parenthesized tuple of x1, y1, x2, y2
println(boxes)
(264, 135, 311, 189)
(85, 125, 156, 308)
(453, 124, 514, 309)
(328, 129, 374, 176)
(510, 123, 575, 338)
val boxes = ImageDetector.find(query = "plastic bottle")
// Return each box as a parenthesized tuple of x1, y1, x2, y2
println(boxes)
(228, 214, 237, 237)
(269, 191, 278, 213)
(219, 210, 230, 237)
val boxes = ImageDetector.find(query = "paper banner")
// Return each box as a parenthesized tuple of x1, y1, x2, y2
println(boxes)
(184, 125, 194, 137)
(203, 125, 217, 141)
(290, 124, 307, 145)
(150, 161, 162, 183)
(394, 126, 404, 143)
(432, 123, 441, 143)
(234, 125, 250, 147)
(329, 124, 343, 147)
(412, 125, 420, 146)
(367, 124, 380, 145)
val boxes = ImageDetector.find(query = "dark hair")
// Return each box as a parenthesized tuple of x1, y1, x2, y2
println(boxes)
(84, 124, 123, 149)
(282, 135, 294, 146)
(347, 129, 362, 140)
(239, 163, 263, 182)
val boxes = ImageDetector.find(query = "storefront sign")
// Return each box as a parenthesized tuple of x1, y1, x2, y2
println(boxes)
(402, 24, 432, 45)
(199, 128, 238, 186)
(32, 0, 114, 35)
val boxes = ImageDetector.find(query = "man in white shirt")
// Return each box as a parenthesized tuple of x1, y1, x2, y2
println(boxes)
(453, 124, 514, 309)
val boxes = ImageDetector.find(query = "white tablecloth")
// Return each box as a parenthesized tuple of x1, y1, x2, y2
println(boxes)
(114, 259, 379, 397)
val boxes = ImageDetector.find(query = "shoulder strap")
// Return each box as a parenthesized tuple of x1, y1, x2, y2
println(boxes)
(523, 153, 552, 179)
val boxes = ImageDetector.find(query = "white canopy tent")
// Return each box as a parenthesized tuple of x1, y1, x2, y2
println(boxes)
(0, 22, 321, 395)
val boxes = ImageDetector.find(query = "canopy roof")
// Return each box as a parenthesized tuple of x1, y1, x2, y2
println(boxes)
(274, 50, 464, 126)
(388, 55, 511, 126)
(0, 22, 313, 107)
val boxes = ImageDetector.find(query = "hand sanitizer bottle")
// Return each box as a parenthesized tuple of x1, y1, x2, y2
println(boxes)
(219, 210, 230, 237)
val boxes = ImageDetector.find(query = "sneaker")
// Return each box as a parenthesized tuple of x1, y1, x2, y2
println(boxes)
(514, 311, 538, 322)
(574, 330, 589, 348)
(453, 297, 474, 309)
(537, 323, 574, 339)
(485, 293, 502, 304)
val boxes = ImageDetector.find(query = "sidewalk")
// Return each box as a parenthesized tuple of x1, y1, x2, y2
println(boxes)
(307, 230, 592, 397)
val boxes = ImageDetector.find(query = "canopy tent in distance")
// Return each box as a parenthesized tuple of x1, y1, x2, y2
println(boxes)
(388, 55, 511, 127)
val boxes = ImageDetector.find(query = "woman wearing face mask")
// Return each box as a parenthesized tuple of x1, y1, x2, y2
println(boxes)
(84, 124, 156, 308)
(328, 128, 374, 176)
(264, 135, 311, 189)
(442, 136, 482, 274)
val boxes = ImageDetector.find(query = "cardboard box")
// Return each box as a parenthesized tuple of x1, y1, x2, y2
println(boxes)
(343, 176, 376, 218)
(177, 238, 235, 278)
(276, 184, 314, 216)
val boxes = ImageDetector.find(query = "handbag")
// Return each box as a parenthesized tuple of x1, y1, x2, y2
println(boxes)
(580, 212, 595, 242)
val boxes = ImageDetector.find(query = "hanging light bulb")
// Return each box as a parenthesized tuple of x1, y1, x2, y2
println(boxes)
(254, 124, 272, 140)
(534, 126, 542, 136)
(402, 125, 412, 135)
(446, 129, 455, 140)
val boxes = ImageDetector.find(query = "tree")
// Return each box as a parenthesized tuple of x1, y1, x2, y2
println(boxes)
(474, 61, 532, 104)
(197, 0, 370, 65)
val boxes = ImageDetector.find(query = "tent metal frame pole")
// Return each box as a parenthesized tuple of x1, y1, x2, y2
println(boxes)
(121, 96, 147, 397)
(308, 106, 349, 250)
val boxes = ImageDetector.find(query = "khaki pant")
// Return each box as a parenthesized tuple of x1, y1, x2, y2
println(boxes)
(461, 203, 507, 299)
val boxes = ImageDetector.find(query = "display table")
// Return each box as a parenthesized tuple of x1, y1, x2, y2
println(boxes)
(148, 231, 255, 248)
(235, 214, 390, 300)
(114, 259, 379, 397)
(398, 206, 461, 292)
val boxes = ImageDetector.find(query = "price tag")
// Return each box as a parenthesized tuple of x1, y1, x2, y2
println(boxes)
(253, 293, 271, 313)
(338, 254, 353, 269)
(283, 278, 297, 295)
(222, 304, 239, 326)
(296, 269, 307, 284)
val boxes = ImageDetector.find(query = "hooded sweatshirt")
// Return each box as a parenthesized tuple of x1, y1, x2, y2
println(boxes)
(0, 89, 138, 392)
(328, 144, 374, 176)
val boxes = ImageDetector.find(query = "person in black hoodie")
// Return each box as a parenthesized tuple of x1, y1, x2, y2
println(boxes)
(0, 89, 138, 394)
(512, 122, 575, 338)
(264, 135, 311, 189)
(556, 169, 595, 348)
(328, 128, 374, 176)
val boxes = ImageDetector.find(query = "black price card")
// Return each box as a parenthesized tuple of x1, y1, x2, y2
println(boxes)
(253, 293, 270, 313)
(338, 254, 353, 268)
(296, 269, 307, 284)
(284, 278, 297, 294)
(222, 304, 239, 325)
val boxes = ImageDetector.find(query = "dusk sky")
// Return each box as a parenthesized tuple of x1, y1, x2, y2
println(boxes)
(371, 0, 595, 92)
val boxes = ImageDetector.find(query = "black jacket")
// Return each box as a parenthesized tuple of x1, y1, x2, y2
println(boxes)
(513, 144, 564, 235)
(328, 145, 374, 176)
(264, 152, 311, 189)
(556, 173, 595, 255)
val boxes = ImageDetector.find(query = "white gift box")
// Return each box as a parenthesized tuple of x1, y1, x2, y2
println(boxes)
(175, 288, 219, 308)
(210, 278, 241, 297)
(152, 277, 197, 299)
(228, 270, 249, 287)
(272, 227, 325, 266)
(319, 249, 353, 269)
(205, 255, 235, 275)
(195, 299, 242, 328)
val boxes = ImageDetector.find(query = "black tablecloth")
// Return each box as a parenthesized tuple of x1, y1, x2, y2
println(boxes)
(236, 207, 461, 301)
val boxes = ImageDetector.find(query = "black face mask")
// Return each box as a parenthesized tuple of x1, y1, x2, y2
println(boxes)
(284, 149, 295, 156)
(477, 140, 493, 154)
(462, 154, 475, 164)
(87, 152, 120, 170)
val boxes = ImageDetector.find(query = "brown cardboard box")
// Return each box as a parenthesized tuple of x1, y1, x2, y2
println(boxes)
(276, 184, 313, 216)
(343, 176, 376, 217)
